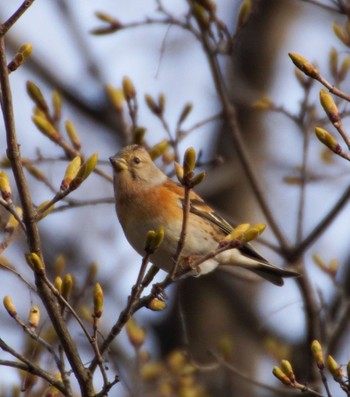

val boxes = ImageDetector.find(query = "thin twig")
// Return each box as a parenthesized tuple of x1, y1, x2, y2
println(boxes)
(0, 0, 36, 36)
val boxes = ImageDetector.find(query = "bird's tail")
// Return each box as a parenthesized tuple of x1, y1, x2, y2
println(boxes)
(247, 262, 299, 286)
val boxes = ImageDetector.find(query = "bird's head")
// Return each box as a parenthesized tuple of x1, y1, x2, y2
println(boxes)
(110, 145, 167, 190)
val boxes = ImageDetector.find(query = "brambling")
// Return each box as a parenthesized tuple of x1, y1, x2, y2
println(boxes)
(110, 145, 298, 286)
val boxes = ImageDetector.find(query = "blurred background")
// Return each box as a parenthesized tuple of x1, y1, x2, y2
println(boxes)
(1, 0, 350, 396)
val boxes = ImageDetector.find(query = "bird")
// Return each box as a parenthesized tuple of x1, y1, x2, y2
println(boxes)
(110, 145, 298, 286)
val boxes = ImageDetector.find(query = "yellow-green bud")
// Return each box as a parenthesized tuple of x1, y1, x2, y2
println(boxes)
(272, 366, 292, 386)
(70, 153, 98, 190)
(25, 252, 45, 273)
(191, 3, 210, 30)
(311, 340, 324, 369)
(26, 81, 48, 112)
(183, 147, 196, 177)
(144, 227, 164, 254)
(242, 223, 266, 243)
(0, 171, 12, 200)
(178, 103, 193, 125)
(140, 362, 163, 381)
(327, 355, 342, 380)
(122, 76, 136, 100)
(174, 162, 184, 183)
(105, 85, 125, 111)
(319, 89, 340, 126)
(149, 140, 169, 160)
(28, 305, 40, 329)
(62, 274, 73, 301)
(65, 120, 81, 150)
(252, 97, 273, 110)
(329, 48, 338, 77)
(54, 276, 63, 293)
(333, 23, 350, 47)
(8, 43, 32, 72)
(132, 126, 146, 145)
(288, 53, 320, 79)
(158, 93, 165, 114)
(146, 298, 167, 311)
(3, 295, 17, 317)
(144, 94, 159, 114)
(5, 207, 22, 231)
(237, 0, 252, 29)
(191, 171, 206, 187)
(339, 56, 350, 81)
(32, 115, 60, 141)
(126, 317, 146, 348)
(281, 360, 295, 383)
(223, 223, 250, 242)
(314, 127, 340, 154)
(52, 90, 62, 121)
(93, 282, 104, 318)
(61, 156, 82, 191)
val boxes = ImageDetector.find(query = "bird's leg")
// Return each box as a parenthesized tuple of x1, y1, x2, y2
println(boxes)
(176, 255, 202, 276)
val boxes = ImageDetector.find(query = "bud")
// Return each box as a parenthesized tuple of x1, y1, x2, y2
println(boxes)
(327, 355, 342, 381)
(70, 153, 98, 190)
(62, 274, 73, 301)
(122, 76, 136, 100)
(25, 252, 45, 273)
(281, 360, 295, 383)
(3, 295, 17, 317)
(26, 81, 48, 112)
(105, 85, 125, 111)
(132, 126, 146, 145)
(242, 223, 266, 243)
(52, 90, 62, 121)
(65, 120, 81, 150)
(93, 283, 104, 318)
(288, 53, 320, 79)
(8, 43, 32, 72)
(339, 55, 350, 81)
(174, 162, 184, 183)
(333, 23, 350, 47)
(126, 317, 146, 348)
(217, 335, 233, 360)
(272, 366, 292, 386)
(146, 298, 167, 311)
(54, 276, 62, 293)
(32, 115, 60, 141)
(158, 93, 165, 114)
(144, 227, 164, 254)
(237, 0, 252, 29)
(140, 362, 163, 381)
(319, 89, 340, 126)
(149, 140, 168, 160)
(311, 340, 324, 369)
(28, 305, 40, 329)
(0, 171, 12, 200)
(5, 207, 22, 232)
(252, 97, 273, 110)
(61, 156, 82, 191)
(223, 223, 250, 243)
(314, 127, 341, 154)
(178, 103, 193, 125)
(191, 3, 210, 30)
(183, 147, 196, 177)
(329, 47, 338, 77)
(191, 171, 206, 186)
(144, 94, 159, 114)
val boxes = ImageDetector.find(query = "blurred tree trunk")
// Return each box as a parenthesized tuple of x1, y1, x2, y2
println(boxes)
(154, 1, 300, 396)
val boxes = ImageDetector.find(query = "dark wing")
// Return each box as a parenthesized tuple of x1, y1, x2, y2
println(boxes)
(189, 199, 271, 265)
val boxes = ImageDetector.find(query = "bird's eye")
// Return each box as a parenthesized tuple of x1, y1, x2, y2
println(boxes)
(133, 156, 141, 164)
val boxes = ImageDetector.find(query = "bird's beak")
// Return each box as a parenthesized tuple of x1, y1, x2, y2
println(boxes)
(109, 156, 128, 172)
